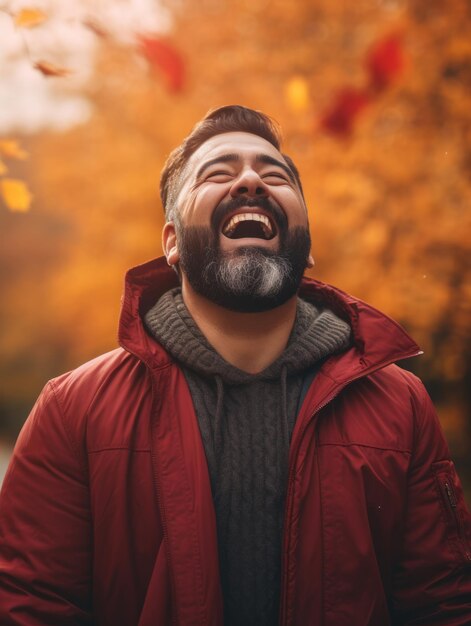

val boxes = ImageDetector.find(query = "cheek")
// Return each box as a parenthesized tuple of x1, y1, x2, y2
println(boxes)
(183, 186, 228, 223)
(277, 192, 308, 226)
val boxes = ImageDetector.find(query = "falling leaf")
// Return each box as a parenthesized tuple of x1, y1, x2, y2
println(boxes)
(285, 76, 309, 112)
(14, 8, 47, 28)
(33, 60, 72, 77)
(365, 34, 405, 92)
(0, 140, 28, 160)
(138, 36, 185, 93)
(82, 17, 109, 39)
(0, 160, 8, 175)
(319, 87, 371, 137)
(0, 179, 33, 212)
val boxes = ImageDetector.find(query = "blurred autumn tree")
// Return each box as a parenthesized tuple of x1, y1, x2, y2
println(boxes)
(0, 0, 470, 488)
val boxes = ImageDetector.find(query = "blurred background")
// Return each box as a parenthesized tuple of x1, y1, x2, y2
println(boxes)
(0, 0, 470, 502)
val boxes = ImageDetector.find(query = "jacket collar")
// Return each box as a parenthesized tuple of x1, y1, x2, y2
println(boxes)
(118, 256, 422, 378)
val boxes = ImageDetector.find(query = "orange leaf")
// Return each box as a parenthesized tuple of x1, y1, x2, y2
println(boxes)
(1, 179, 33, 212)
(0, 160, 7, 175)
(14, 8, 47, 28)
(138, 36, 185, 93)
(0, 140, 28, 160)
(82, 17, 109, 39)
(33, 60, 72, 77)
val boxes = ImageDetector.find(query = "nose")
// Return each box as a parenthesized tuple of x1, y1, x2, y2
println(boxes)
(230, 168, 268, 198)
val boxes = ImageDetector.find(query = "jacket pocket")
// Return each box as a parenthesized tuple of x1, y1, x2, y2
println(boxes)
(432, 459, 471, 564)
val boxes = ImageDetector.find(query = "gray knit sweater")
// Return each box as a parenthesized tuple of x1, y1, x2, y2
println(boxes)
(145, 289, 351, 626)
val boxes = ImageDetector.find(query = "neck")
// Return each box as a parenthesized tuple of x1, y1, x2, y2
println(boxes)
(181, 278, 298, 374)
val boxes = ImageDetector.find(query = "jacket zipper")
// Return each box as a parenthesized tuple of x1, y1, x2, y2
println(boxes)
(442, 479, 471, 562)
(278, 349, 423, 626)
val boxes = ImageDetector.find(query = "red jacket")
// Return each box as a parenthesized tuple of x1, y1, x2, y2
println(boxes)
(0, 256, 470, 626)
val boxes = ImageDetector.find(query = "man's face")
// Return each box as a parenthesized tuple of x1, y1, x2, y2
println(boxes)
(164, 131, 312, 312)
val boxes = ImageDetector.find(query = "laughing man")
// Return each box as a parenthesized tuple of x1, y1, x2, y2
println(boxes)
(1, 105, 470, 626)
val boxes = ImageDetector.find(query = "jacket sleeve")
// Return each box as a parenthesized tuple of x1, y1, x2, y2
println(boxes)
(391, 381, 471, 625)
(0, 381, 93, 625)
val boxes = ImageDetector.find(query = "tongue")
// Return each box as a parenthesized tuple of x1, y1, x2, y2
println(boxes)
(228, 220, 268, 240)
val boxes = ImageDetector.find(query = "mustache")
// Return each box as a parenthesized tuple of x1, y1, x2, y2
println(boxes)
(210, 196, 288, 233)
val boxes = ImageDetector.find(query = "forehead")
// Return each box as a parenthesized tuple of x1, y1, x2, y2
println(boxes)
(187, 131, 286, 170)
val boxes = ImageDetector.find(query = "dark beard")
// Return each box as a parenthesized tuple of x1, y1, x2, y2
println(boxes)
(177, 224, 311, 313)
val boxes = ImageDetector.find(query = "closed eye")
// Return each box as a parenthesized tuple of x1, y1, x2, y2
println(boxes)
(263, 172, 289, 182)
(206, 171, 233, 180)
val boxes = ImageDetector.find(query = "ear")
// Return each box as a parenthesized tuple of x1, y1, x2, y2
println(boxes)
(162, 222, 180, 266)
(306, 253, 315, 269)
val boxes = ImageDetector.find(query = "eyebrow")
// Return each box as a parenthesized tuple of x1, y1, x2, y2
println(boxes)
(195, 152, 296, 183)
(195, 154, 240, 180)
(255, 154, 295, 183)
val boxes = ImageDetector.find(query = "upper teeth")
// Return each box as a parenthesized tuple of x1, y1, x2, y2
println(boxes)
(223, 212, 273, 237)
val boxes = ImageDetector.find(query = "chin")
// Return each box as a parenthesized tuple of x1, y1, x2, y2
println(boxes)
(178, 224, 311, 312)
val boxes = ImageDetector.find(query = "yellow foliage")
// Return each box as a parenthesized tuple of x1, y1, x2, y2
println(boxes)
(0, 179, 33, 212)
(284, 76, 310, 113)
(0, 140, 28, 160)
(361, 221, 389, 253)
(14, 8, 47, 28)
(0, 0, 470, 459)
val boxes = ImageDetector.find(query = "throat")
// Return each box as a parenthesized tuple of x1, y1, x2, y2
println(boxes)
(181, 279, 298, 373)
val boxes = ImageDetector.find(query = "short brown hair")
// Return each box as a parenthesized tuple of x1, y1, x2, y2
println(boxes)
(160, 105, 304, 220)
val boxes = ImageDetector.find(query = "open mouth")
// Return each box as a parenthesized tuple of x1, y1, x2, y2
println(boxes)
(222, 212, 276, 240)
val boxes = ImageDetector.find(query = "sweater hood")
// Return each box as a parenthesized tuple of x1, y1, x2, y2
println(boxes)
(143, 287, 351, 385)
(118, 257, 422, 381)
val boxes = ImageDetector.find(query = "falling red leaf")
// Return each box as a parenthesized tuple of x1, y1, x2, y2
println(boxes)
(319, 87, 371, 137)
(365, 33, 405, 93)
(138, 35, 185, 93)
(33, 60, 72, 77)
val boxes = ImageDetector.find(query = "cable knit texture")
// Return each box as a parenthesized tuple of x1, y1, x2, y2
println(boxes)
(144, 288, 351, 626)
